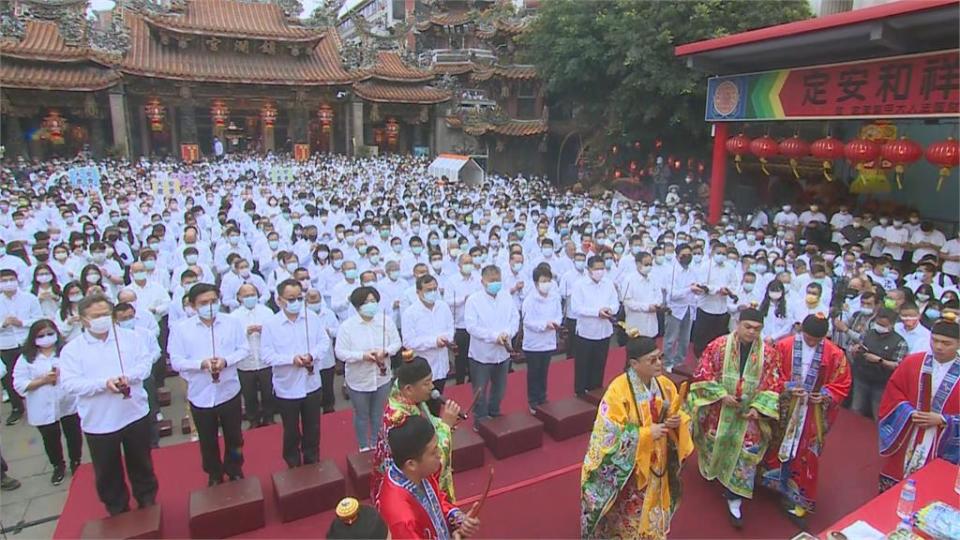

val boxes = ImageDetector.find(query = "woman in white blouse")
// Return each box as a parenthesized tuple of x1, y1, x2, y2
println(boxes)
(521, 264, 563, 414)
(54, 282, 84, 342)
(12, 320, 81, 486)
(759, 280, 796, 343)
(31, 264, 62, 320)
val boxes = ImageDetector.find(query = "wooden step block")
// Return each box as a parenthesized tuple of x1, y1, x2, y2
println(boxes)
(534, 397, 596, 441)
(181, 417, 192, 435)
(272, 460, 345, 522)
(451, 428, 485, 472)
(580, 387, 606, 406)
(157, 388, 171, 407)
(189, 477, 264, 539)
(477, 412, 544, 460)
(345, 450, 375, 500)
(157, 420, 173, 438)
(80, 504, 162, 539)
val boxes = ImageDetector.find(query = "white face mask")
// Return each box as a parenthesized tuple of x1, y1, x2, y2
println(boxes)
(537, 281, 554, 295)
(35, 334, 58, 348)
(590, 269, 605, 282)
(86, 315, 113, 334)
(0, 281, 17, 292)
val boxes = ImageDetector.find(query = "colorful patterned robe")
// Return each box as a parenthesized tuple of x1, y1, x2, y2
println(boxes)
(759, 335, 851, 512)
(878, 352, 960, 491)
(687, 333, 783, 499)
(581, 370, 694, 540)
(372, 382, 454, 504)
(377, 459, 465, 540)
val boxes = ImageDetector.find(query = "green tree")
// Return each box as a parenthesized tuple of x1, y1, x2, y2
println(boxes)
(523, 0, 811, 152)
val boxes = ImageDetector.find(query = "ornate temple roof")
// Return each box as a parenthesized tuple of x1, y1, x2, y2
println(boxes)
(475, 17, 531, 40)
(355, 51, 434, 83)
(0, 20, 119, 91)
(462, 118, 547, 137)
(472, 64, 537, 81)
(0, 60, 121, 91)
(143, 0, 320, 42)
(1, 20, 98, 62)
(415, 10, 474, 32)
(352, 81, 451, 104)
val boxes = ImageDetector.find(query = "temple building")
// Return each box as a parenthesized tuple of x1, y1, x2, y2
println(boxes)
(1, 0, 547, 175)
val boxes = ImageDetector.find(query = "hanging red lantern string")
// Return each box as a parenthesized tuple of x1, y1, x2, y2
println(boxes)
(749, 135, 779, 176)
(810, 136, 845, 182)
(778, 135, 810, 179)
(925, 137, 959, 191)
(844, 138, 882, 182)
(318, 104, 334, 134)
(210, 99, 229, 127)
(260, 102, 277, 127)
(880, 136, 923, 189)
(725, 133, 751, 174)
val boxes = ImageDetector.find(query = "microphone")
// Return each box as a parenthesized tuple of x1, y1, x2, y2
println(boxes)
(430, 389, 468, 420)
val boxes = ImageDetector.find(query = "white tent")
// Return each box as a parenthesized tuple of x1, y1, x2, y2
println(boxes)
(427, 154, 484, 187)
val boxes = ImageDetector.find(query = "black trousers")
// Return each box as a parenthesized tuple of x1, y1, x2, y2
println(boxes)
(320, 366, 336, 413)
(275, 388, 322, 468)
(85, 414, 158, 516)
(453, 328, 471, 384)
(156, 315, 169, 387)
(238, 368, 275, 425)
(1, 347, 24, 412)
(574, 337, 610, 395)
(38, 413, 83, 468)
(692, 309, 731, 358)
(562, 317, 578, 357)
(190, 393, 244, 480)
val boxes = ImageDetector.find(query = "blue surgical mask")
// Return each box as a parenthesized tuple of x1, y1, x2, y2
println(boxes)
(574, 260, 585, 271)
(117, 319, 136, 330)
(485, 281, 502, 295)
(926, 308, 941, 319)
(308, 302, 323, 313)
(359, 302, 379, 318)
(198, 302, 220, 320)
(423, 290, 438, 304)
(285, 299, 303, 314)
(344, 269, 358, 280)
(242, 296, 258, 309)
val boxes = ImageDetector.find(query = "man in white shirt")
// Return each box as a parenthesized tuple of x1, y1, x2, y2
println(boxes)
(126, 261, 170, 323)
(773, 205, 799, 231)
(262, 279, 331, 465)
(940, 231, 960, 283)
(220, 257, 268, 312)
(569, 256, 619, 396)
(401, 275, 455, 393)
(231, 284, 277, 427)
(910, 222, 946, 265)
(445, 254, 481, 385)
(882, 220, 910, 264)
(662, 245, 705, 371)
(59, 294, 157, 516)
(895, 303, 931, 354)
(464, 265, 519, 428)
(620, 252, 662, 338)
(560, 252, 587, 352)
(692, 243, 740, 357)
(0, 268, 42, 424)
(168, 283, 248, 486)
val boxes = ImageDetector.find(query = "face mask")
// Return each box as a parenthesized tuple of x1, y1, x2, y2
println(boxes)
(35, 334, 58, 348)
(613, 246, 624, 255)
(91, 253, 106, 264)
(332, 259, 344, 270)
(198, 302, 220, 320)
(117, 319, 136, 330)
(149, 242, 160, 251)
(769, 291, 783, 300)
(242, 296, 258, 309)
(185, 254, 199, 264)
(485, 281, 502, 295)
(359, 302, 379, 317)
(743, 282, 755, 293)
(344, 269, 358, 280)
(774, 265, 786, 273)
(638, 265, 651, 276)
(713, 254, 725, 265)
(285, 299, 303, 314)
(286, 262, 298, 273)
(872, 323, 890, 334)
(590, 269, 605, 281)
(422, 290, 438, 304)
(87, 315, 113, 334)
(460, 264, 474, 275)
(692, 254, 703, 264)
(87, 273, 102, 283)
(143, 259, 156, 271)
(537, 281, 554, 294)
(68, 293, 83, 303)
(131, 271, 147, 282)
(574, 260, 585, 271)
(926, 308, 941, 319)
(917, 293, 930, 302)
(369, 255, 380, 265)
(430, 260, 443, 271)
(36, 273, 53, 284)
(268, 240, 279, 250)
(859, 306, 875, 315)
(412, 246, 424, 255)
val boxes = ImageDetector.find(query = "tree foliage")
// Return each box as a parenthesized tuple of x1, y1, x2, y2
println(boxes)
(522, 0, 811, 151)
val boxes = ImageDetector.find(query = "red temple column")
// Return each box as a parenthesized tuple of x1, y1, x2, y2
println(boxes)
(708, 122, 728, 224)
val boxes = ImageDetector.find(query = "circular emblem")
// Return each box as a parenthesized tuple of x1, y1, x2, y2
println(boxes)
(713, 80, 740, 117)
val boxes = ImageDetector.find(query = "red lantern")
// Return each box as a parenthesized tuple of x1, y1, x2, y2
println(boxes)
(880, 137, 923, 189)
(318, 103, 334, 134)
(385, 117, 400, 147)
(143, 98, 165, 132)
(925, 137, 960, 191)
(810, 136, 845, 182)
(629, 160, 638, 173)
(725, 133, 751, 173)
(260, 102, 277, 127)
(210, 99, 229, 127)
(778, 135, 810, 179)
(844, 138, 882, 183)
(749, 135, 779, 176)
(613, 168, 622, 179)
(42, 110, 66, 143)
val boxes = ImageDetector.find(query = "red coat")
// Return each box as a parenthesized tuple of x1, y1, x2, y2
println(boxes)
(377, 463, 463, 540)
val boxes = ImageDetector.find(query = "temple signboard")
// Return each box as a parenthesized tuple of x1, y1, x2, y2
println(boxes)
(705, 49, 959, 121)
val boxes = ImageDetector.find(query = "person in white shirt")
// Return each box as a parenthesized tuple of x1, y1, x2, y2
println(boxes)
(521, 264, 562, 413)
(305, 288, 339, 413)
(882, 220, 910, 264)
(0, 268, 42, 424)
(58, 293, 157, 516)
(335, 286, 401, 450)
(12, 320, 81, 485)
(464, 265, 520, 428)
(909, 222, 946, 265)
(773, 205, 799, 231)
(168, 283, 248, 486)
(220, 257, 268, 312)
(569, 256, 619, 395)
(895, 303, 931, 354)
(0, 240, 30, 289)
(401, 275, 455, 393)
(940, 231, 960, 283)
(620, 252, 662, 339)
(126, 261, 170, 323)
(692, 243, 740, 357)
(231, 284, 276, 427)
(560, 252, 588, 353)
(262, 278, 332, 466)
(662, 245, 704, 371)
(445, 254, 482, 385)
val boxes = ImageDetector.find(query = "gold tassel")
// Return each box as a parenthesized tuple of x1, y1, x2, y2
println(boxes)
(822, 160, 833, 182)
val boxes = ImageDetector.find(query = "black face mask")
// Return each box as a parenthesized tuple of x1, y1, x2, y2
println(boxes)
(678, 254, 692, 266)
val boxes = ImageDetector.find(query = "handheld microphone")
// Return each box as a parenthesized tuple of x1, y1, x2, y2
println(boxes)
(430, 389, 468, 420)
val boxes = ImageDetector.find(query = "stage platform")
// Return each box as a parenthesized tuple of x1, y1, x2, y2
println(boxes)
(54, 348, 882, 539)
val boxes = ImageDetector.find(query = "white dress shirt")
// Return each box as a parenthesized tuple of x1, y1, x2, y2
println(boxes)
(465, 289, 520, 364)
(229, 304, 276, 371)
(0, 290, 43, 350)
(13, 351, 78, 427)
(168, 315, 248, 408)
(59, 328, 152, 434)
(663, 263, 701, 320)
(570, 276, 619, 340)
(401, 298, 455, 380)
(128, 280, 171, 320)
(698, 261, 739, 315)
(895, 322, 931, 354)
(220, 272, 270, 311)
(444, 273, 482, 329)
(521, 287, 563, 352)
(335, 312, 400, 391)
(261, 310, 331, 398)
(621, 273, 661, 338)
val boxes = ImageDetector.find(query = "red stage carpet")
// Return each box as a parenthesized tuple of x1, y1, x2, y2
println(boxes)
(54, 348, 882, 539)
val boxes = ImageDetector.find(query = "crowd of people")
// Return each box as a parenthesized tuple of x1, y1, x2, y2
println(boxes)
(0, 152, 957, 539)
